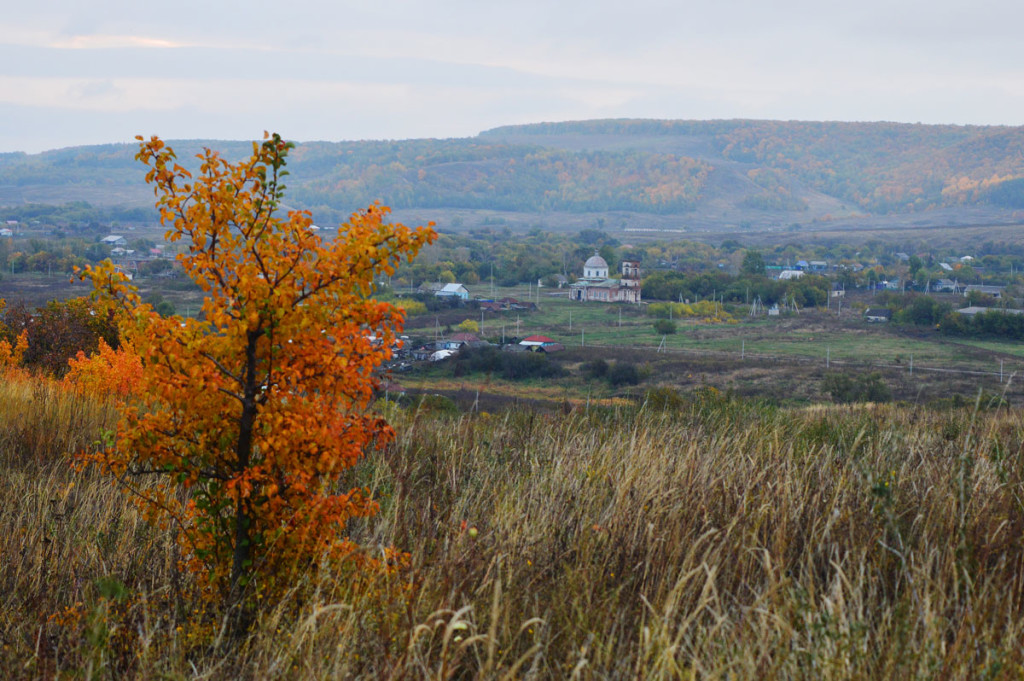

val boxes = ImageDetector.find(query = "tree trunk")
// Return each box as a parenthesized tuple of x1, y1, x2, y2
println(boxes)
(228, 329, 260, 633)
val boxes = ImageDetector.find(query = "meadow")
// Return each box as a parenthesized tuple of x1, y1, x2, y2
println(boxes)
(5, 367, 1024, 678)
(401, 284, 1024, 407)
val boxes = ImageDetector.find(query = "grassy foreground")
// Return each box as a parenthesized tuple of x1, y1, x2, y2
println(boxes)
(4, 374, 1024, 678)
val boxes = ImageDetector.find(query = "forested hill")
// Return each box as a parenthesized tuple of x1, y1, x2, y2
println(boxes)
(3, 119, 1024, 226)
(480, 119, 1024, 214)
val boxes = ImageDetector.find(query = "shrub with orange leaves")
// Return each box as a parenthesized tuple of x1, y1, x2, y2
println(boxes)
(0, 299, 28, 379)
(62, 337, 143, 399)
(78, 133, 435, 626)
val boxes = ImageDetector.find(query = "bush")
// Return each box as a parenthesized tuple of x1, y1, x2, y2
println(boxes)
(822, 372, 892, 404)
(408, 393, 459, 414)
(453, 346, 567, 381)
(607, 361, 641, 387)
(644, 386, 685, 411)
(581, 358, 609, 378)
(652, 319, 677, 335)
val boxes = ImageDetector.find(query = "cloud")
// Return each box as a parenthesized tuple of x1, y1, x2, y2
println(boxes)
(4, 0, 1024, 152)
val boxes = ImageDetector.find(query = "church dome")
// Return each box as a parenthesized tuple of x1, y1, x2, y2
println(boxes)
(583, 252, 609, 280)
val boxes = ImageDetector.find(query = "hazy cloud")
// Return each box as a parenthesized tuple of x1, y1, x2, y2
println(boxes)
(3, 0, 1024, 152)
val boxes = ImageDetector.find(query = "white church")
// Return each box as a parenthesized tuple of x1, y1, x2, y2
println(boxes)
(568, 252, 642, 303)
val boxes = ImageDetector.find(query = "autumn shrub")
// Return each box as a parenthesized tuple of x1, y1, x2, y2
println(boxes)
(392, 298, 428, 317)
(2, 297, 120, 375)
(62, 337, 143, 399)
(642, 385, 685, 411)
(77, 134, 435, 627)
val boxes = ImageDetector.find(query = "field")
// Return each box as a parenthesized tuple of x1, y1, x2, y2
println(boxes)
(5, 369, 1024, 678)
(400, 285, 1024, 407)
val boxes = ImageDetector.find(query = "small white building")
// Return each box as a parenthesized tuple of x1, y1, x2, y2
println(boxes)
(435, 283, 469, 300)
(101, 235, 128, 247)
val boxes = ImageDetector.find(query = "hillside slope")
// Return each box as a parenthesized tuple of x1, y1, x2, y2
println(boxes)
(2, 120, 1024, 231)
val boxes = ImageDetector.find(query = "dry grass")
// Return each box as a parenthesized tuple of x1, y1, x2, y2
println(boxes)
(4, 374, 1024, 678)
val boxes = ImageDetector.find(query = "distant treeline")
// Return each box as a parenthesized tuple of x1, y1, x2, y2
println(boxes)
(484, 119, 1024, 214)
(5, 120, 1024, 217)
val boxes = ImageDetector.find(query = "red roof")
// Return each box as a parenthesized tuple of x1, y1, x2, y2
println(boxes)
(522, 335, 555, 343)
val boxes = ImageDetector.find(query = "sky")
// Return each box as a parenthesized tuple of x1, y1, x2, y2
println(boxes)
(4, 0, 1024, 153)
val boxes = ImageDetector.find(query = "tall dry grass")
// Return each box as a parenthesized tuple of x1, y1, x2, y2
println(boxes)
(4, 376, 1024, 678)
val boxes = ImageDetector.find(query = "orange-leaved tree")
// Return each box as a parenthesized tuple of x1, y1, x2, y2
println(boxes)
(79, 133, 435, 614)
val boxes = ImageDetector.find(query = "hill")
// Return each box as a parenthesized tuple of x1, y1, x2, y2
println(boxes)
(3, 120, 1024, 232)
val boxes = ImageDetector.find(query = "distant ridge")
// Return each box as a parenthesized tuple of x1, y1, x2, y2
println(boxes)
(3, 119, 1024, 230)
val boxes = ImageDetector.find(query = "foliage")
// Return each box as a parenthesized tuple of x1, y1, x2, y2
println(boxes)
(452, 345, 567, 381)
(391, 298, 428, 317)
(62, 337, 143, 399)
(740, 249, 766, 276)
(940, 308, 1024, 340)
(487, 119, 1024, 213)
(642, 385, 685, 411)
(822, 372, 893, 404)
(1, 297, 120, 375)
(648, 300, 734, 323)
(78, 134, 435, 614)
(456, 319, 480, 334)
(13, 120, 1024, 221)
(894, 295, 952, 326)
(606, 361, 641, 387)
(581, 358, 609, 378)
(0, 300, 27, 373)
(652, 318, 677, 335)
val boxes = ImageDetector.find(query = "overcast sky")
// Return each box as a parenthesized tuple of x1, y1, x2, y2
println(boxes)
(4, 0, 1024, 153)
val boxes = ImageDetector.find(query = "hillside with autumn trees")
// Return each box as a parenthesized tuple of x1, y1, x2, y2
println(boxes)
(4, 119, 1024, 230)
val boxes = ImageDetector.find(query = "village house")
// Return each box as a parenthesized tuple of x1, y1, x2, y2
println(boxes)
(864, 308, 892, 323)
(963, 284, 1004, 299)
(435, 283, 470, 300)
(518, 335, 563, 352)
(932, 279, 962, 293)
(101, 235, 128, 247)
(568, 253, 642, 303)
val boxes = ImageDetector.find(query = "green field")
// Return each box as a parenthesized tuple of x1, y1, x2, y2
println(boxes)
(396, 284, 1024, 407)
(407, 284, 1023, 373)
